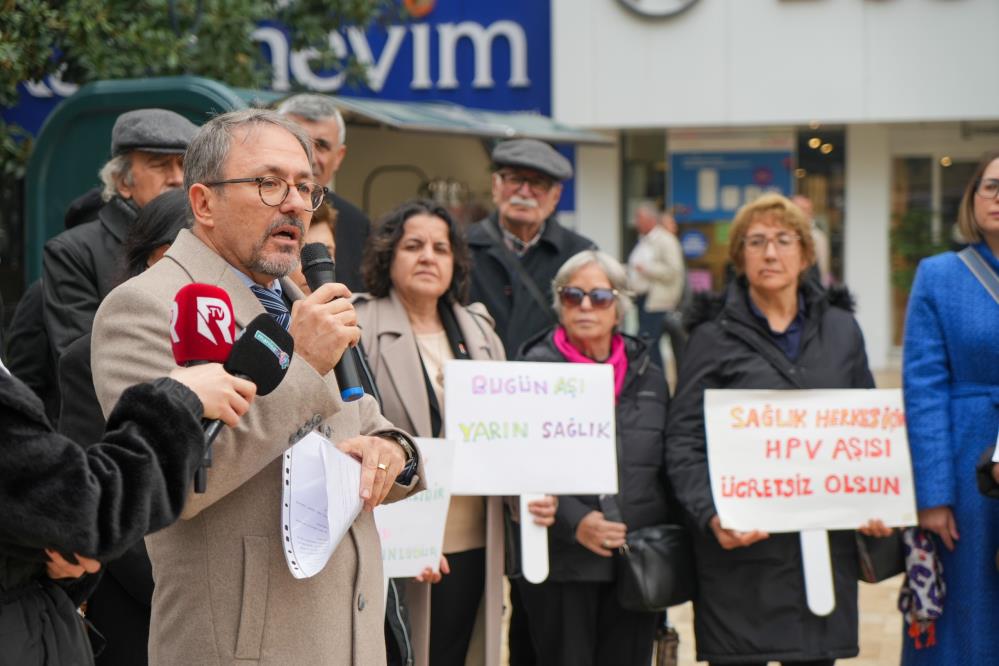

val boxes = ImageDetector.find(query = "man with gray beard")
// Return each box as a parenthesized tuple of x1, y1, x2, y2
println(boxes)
(467, 139, 596, 357)
(89, 109, 424, 665)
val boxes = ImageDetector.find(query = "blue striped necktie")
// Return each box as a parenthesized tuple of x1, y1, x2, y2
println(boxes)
(249, 284, 291, 331)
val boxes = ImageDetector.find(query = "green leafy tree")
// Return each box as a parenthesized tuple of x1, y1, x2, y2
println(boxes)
(0, 0, 406, 172)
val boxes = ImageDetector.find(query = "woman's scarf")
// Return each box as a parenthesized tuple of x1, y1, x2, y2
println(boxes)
(552, 326, 628, 401)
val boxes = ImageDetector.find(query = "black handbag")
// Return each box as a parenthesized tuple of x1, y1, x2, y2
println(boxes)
(856, 530, 905, 583)
(600, 495, 696, 612)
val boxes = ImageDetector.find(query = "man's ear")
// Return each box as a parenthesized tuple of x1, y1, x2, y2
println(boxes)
(116, 175, 134, 200)
(330, 143, 347, 176)
(188, 184, 216, 229)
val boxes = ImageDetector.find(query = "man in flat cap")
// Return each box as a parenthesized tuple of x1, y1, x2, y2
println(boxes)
(42, 108, 197, 357)
(467, 138, 596, 357)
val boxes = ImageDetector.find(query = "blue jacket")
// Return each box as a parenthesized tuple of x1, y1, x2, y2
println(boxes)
(902, 242, 999, 665)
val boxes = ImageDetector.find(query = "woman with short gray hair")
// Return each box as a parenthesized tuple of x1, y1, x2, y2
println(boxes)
(513, 250, 671, 665)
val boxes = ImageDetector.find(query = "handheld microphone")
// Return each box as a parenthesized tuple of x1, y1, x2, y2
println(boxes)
(199, 313, 295, 451)
(300, 242, 365, 402)
(171, 284, 236, 493)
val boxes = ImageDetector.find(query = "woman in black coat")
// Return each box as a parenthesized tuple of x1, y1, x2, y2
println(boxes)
(666, 194, 890, 666)
(0, 359, 255, 666)
(514, 250, 671, 666)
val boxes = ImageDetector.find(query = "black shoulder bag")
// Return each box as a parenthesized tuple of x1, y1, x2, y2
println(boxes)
(599, 494, 696, 612)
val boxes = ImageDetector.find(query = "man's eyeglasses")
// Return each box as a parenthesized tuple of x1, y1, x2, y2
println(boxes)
(498, 171, 554, 194)
(743, 233, 801, 254)
(557, 286, 618, 309)
(975, 178, 999, 201)
(203, 175, 328, 211)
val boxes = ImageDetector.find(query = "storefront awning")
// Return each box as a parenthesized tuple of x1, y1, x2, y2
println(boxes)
(239, 89, 612, 145)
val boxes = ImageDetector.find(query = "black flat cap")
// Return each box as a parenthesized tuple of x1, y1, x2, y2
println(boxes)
(111, 109, 198, 156)
(492, 139, 573, 181)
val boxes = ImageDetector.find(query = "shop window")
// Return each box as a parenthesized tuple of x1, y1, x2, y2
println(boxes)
(889, 156, 973, 346)
(620, 130, 667, 260)
(795, 128, 846, 284)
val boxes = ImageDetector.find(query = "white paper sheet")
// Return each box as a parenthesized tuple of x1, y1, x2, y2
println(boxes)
(375, 438, 455, 578)
(281, 431, 363, 579)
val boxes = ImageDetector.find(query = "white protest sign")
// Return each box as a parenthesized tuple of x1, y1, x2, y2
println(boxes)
(375, 438, 456, 578)
(705, 388, 917, 532)
(444, 360, 618, 495)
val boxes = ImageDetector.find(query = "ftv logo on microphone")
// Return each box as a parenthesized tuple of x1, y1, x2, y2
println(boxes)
(197, 297, 234, 345)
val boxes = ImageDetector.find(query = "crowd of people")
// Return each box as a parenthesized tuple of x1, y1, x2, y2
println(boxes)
(0, 96, 997, 666)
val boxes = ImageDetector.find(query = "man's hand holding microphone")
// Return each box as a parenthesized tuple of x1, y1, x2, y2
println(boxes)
(293, 242, 412, 511)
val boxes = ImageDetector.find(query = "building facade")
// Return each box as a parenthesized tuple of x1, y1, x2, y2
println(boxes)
(554, 0, 999, 371)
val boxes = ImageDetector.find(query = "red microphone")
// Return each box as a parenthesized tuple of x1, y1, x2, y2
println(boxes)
(171, 284, 236, 493)
(171, 283, 235, 365)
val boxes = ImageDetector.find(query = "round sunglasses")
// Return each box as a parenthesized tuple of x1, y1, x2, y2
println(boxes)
(557, 286, 618, 309)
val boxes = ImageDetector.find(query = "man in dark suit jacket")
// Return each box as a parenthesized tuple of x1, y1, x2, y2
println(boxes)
(277, 94, 370, 292)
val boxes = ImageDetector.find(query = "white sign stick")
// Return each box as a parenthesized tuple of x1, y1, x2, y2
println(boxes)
(520, 493, 549, 583)
(800, 529, 835, 616)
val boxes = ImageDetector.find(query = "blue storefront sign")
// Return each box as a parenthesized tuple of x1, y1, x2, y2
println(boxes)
(680, 230, 709, 259)
(4, 0, 551, 136)
(669, 150, 794, 222)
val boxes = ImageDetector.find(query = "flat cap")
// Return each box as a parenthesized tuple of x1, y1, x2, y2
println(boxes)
(111, 109, 198, 156)
(492, 139, 573, 181)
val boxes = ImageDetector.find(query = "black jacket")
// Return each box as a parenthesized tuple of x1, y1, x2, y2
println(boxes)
(666, 278, 875, 664)
(330, 192, 371, 293)
(518, 329, 671, 582)
(468, 213, 595, 357)
(42, 196, 137, 357)
(5, 280, 59, 422)
(0, 367, 208, 665)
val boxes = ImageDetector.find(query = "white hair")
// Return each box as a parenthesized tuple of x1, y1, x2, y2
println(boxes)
(276, 93, 346, 146)
(551, 250, 634, 325)
(98, 154, 133, 201)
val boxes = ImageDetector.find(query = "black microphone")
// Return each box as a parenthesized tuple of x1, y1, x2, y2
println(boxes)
(300, 242, 364, 402)
(199, 314, 295, 483)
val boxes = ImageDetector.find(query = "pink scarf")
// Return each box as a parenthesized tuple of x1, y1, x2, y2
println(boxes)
(552, 327, 628, 401)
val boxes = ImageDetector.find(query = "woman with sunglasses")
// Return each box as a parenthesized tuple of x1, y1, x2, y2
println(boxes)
(513, 250, 671, 666)
(666, 193, 891, 666)
(900, 152, 999, 666)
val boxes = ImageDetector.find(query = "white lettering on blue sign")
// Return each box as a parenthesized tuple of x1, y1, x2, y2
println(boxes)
(27, 19, 531, 100)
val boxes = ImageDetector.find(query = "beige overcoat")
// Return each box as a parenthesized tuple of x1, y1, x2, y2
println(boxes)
(90, 230, 425, 666)
(354, 290, 505, 666)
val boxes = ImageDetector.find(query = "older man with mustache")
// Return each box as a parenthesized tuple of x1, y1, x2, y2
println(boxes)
(467, 139, 596, 358)
(90, 109, 424, 665)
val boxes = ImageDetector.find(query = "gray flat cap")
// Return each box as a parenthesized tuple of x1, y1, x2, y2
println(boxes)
(492, 139, 573, 181)
(111, 109, 198, 156)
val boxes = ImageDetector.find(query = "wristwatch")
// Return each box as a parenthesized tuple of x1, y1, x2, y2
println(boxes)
(380, 431, 416, 464)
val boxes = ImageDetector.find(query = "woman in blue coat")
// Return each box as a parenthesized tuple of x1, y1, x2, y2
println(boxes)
(902, 150, 999, 664)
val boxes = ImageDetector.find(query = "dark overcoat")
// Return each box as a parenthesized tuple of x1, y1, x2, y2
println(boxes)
(666, 278, 874, 664)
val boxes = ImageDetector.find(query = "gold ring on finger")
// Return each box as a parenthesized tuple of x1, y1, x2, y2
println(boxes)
(377, 462, 388, 471)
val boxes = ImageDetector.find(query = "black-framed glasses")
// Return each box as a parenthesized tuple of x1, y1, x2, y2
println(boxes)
(743, 233, 801, 254)
(975, 178, 999, 200)
(497, 170, 554, 193)
(557, 286, 618, 309)
(203, 176, 327, 211)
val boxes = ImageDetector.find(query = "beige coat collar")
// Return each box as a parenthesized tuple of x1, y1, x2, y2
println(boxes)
(164, 229, 306, 329)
